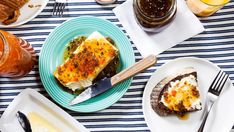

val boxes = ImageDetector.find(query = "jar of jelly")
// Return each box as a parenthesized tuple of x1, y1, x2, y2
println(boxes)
(133, 0, 177, 33)
(0, 30, 36, 77)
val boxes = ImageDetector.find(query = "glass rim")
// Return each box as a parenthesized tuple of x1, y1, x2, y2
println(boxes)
(135, 0, 176, 19)
(200, 0, 230, 6)
(0, 32, 9, 66)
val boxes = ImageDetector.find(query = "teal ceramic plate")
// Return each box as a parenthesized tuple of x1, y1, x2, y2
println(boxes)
(39, 16, 135, 112)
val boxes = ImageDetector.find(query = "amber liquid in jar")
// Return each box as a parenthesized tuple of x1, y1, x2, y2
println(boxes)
(186, 0, 230, 17)
(0, 30, 35, 77)
(133, 0, 177, 32)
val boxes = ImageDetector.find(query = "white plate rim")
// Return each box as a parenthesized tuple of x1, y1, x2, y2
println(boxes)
(0, 88, 89, 132)
(142, 57, 234, 132)
(0, 0, 48, 28)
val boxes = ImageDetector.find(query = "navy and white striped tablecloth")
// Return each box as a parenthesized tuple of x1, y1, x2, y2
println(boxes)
(1, 0, 234, 131)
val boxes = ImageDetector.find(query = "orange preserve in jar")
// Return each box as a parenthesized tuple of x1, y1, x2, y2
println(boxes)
(0, 30, 36, 77)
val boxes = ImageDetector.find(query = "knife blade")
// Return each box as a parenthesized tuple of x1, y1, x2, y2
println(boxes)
(70, 78, 112, 105)
(70, 55, 157, 105)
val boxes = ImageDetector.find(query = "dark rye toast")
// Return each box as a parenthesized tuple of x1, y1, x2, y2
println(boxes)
(150, 67, 202, 116)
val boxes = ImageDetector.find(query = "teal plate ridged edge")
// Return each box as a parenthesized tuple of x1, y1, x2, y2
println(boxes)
(39, 16, 135, 112)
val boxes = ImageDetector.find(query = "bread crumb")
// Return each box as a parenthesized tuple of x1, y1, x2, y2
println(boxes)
(28, 4, 34, 8)
(28, 4, 42, 8)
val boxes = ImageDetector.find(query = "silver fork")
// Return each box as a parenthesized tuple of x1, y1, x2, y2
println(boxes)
(198, 70, 229, 132)
(52, 0, 67, 17)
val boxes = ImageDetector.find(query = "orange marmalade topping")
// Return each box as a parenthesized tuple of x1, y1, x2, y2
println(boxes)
(55, 38, 118, 84)
(163, 79, 200, 111)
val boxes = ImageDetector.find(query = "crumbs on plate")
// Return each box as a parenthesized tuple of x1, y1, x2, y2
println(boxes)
(28, 4, 42, 8)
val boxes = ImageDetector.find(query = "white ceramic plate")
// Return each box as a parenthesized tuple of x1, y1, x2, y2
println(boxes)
(0, 0, 48, 27)
(143, 57, 234, 132)
(0, 88, 89, 132)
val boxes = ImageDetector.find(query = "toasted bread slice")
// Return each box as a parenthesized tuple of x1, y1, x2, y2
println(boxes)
(0, 4, 14, 22)
(150, 67, 202, 116)
(2, 10, 20, 25)
(54, 31, 118, 91)
(0, 0, 28, 25)
(0, 0, 29, 10)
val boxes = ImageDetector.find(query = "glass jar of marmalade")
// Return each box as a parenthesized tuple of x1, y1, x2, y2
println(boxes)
(0, 30, 36, 77)
(133, 0, 177, 33)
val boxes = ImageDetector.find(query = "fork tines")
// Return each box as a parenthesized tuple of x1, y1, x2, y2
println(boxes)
(208, 70, 229, 96)
(52, 2, 66, 17)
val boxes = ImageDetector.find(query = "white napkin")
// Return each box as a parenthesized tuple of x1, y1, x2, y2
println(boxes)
(113, 0, 205, 57)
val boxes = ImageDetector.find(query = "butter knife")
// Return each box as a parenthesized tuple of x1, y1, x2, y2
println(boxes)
(70, 55, 157, 105)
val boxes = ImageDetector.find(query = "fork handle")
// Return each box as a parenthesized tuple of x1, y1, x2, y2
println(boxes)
(197, 101, 214, 132)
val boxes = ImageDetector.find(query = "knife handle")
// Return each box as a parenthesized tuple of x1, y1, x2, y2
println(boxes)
(111, 55, 157, 86)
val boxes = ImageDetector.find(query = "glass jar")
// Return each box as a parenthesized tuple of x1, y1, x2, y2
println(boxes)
(133, 0, 177, 33)
(186, 0, 230, 17)
(0, 30, 36, 77)
(95, 0, 117, 5)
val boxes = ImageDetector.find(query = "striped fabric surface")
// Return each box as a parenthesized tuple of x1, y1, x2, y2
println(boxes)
(0, 0, 234, 131)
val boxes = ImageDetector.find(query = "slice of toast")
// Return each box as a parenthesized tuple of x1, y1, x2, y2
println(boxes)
(0, 0, 29, 25)
(150, 67, 202, 116)
(0, 0, 29, 10)
(0, 4, 14, 22)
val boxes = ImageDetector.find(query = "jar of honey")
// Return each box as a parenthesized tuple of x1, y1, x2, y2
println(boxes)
(0, 30, 36, 77)
(133, 0, 177, 33)
(186, 0, 230, 17)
